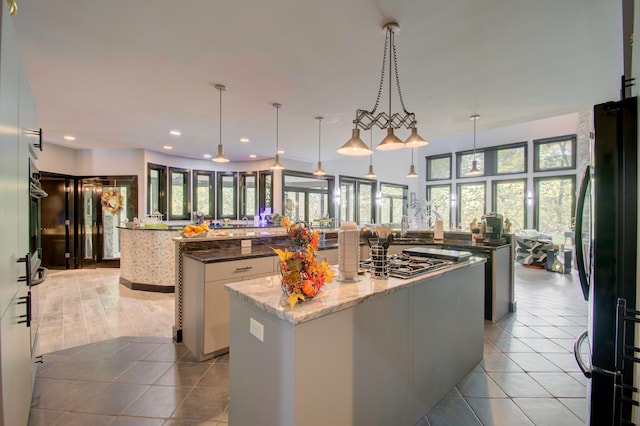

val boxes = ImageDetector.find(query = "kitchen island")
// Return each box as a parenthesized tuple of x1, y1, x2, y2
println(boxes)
(225, 258, 485, 426)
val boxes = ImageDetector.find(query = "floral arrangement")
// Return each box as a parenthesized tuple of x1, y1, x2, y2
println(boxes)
(273, 217, 335, 309)
(101, 189, 124, 215)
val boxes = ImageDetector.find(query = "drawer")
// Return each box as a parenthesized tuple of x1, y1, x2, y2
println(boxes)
(204, 256, 275, 282)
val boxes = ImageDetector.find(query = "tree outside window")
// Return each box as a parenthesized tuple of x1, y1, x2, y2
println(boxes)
(535, 176, 575, 243)
(493, 180, 526, 231)
(458, 183, 485, 230)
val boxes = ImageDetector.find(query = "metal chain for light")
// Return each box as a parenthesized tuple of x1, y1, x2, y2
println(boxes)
(369, 30, 389, 115)
(392, 34, 409, 115)
(317, 117, 322, 162)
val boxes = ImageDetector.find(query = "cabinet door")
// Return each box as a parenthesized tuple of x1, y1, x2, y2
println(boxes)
(204, 256, 274, 282)
(203, 278, 238, 355)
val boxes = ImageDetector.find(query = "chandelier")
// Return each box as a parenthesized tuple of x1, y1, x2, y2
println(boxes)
(468, 114, 482, 175)
(212, 84, 229, 163)
(338, 21, 427, 157)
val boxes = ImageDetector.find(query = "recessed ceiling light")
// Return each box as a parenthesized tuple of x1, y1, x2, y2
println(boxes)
(277, 149, 285, 154)
(203, 154, 212, 159)
(169, 130, 182, 136)
(240, 137, 250, 143)
(163, 145, 173, 150)
(63, 135, 76, 141)
(249, 154, 257, 158)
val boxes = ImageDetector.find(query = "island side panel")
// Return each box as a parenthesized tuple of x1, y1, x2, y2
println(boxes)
(229, 296, 297, 426)
(493, 246, 512, 322)
(181, 257, 205, 361)
(411, 262, 484, 417)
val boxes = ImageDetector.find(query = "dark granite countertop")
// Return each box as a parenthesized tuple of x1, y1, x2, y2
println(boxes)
(391, 238, 510, 252)
(184, 241, 340, 263)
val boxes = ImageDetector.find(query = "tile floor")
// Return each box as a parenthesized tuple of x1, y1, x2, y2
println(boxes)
(29, 265, 588, 425)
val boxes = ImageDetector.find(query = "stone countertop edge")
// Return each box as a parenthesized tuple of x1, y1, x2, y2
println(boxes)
(183, 242, 341, 263)
(224, 257, 486, 326)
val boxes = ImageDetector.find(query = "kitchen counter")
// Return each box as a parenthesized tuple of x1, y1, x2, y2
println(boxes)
(183, 241, 339, 263)
(225, 258, 486, 425)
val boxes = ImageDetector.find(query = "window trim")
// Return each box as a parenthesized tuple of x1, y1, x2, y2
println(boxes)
(167, 166, 191, 220)
(282, 170, 335, 222)
(533, 174, 576, 235)
(456, 141, 527, 178)
(147, 163, 167, 216)
(258, 170, 273, 214)
(216, 172, 238, 219)
(339, 175, 377, 225)
(456, 181, 487, 230)
(495, 142, 528, 175)
(533, 135, 577, 172)
(239, 172, 257, 219)
(426, 153, 452, 181)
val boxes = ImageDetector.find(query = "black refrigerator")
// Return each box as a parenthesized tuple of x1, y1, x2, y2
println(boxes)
(574, 96, 637, 425)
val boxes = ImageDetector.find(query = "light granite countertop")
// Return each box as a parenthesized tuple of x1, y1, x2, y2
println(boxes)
(225, 257, 486, 325)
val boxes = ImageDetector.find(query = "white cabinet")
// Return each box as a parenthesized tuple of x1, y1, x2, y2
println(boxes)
(183, 256, 276, 361)
(0, 2, 36, 424)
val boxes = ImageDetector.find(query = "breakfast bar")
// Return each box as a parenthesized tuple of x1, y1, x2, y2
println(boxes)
(225, 258, 486, 426)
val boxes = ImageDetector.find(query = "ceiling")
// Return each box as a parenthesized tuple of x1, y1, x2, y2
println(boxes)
(13, 0, 622, 163)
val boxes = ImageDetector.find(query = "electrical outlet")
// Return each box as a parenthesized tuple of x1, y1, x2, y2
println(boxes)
(249, 317, 264, 342)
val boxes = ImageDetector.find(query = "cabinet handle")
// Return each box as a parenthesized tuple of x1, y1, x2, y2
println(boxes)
(17, 293, 31, 327)
(17, 253, 32, 287)
(234, 266, 253, 273)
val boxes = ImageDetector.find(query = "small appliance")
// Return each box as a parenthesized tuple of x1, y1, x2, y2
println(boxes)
(481, 213, 503, 240)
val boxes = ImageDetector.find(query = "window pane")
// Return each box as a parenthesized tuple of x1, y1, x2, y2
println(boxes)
(243, 175, 256, 217)
(150, 169, 159, 213)
(427, 186, 451, 229)
(358, 183, 373, 225)
(380, 183, 407, 224)
(220, 175, 235, 217)
(196, 174, 211, 216)
(497, 147, 525, 174)
(309, 193, 323, 222)
(459, 183, 485, 230)
(494, 180, 525, 231)
(264, 175, 272, 209)
(340, 182, 355, 223)
(537, 140, 574, 170)
(428, 156, 451, 180)
(535, 177, 575, 243)
(284, 190, 303, 221)
(460, 152, 484, 177)
(170, 171, 185, 217)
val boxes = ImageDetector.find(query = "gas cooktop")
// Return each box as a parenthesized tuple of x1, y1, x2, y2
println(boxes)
(360, 252, 457, 279)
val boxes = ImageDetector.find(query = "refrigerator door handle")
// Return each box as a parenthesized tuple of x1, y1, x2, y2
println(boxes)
(574, 330, 592, 378)
(574, 166, 591, 301)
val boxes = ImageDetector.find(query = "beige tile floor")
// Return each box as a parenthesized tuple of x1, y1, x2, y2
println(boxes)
(36, 269, 175, 354)
(30, 265, 588, 425)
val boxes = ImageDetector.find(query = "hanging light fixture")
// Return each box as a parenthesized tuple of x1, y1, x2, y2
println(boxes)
(365, 130, 377, 178)
(468, 114, 482, 175)
(339, 21, 427, 157)
(211, 84, 230, 163)
(313, 116, 326, 176)
(270, 103, 285, 170)
(406, 148, 418, 178)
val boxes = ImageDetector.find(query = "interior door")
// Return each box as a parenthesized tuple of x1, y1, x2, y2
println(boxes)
(80, 177, 136, 268)
(41, 176, 74, 269)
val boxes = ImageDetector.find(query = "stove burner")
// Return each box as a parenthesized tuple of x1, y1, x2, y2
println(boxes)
(360, 253, 455, 279)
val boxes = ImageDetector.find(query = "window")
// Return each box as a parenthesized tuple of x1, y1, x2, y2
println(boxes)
(339, 176, 376, 225)
(147, 163, 166, 215)
(217, 172, 237, 219)
(534, 176, 575, 243)
(380, 183, 407, 224)
(240, 172, 257, 218)
(283, 171, 333, 223)
(496, 145, 526, 174)
(258, 171, 273, 214)
(458, 152, 485, 177)
(457, 182, 486, 230)
(426, 154, 451, 181)
(457, 142, 527, 178)
(426, 185, 451, 229)
(534, 135, 576, 171)
(493, 179, 526, 231)
(168, 167, 190, 220)
(193, 170, 214, 219)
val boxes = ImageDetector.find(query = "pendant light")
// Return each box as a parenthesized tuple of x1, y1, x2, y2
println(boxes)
(270, 103, 285, 170)
(211, 84, 230, 163)
(313, 116, 326, 176)
(406, 148, 418, 178)
(365, 130, 377, 178)
(341, 21, 427, 156)
(468, 114, 482, 175)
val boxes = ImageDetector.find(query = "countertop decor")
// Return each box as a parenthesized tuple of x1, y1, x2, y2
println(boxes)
(274, 217, 335, 309)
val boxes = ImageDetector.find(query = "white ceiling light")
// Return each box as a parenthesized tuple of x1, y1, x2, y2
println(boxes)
(468, 115, 482, 175)
(249, 154, 257, 158)
(63, 135, 76, 141)
(203, 154, 212, 159)
(406, 148, 418, 178)
(163, 145, 173, 150)
(240, 137, 250, 143)
(270, 103, 285, 170)
(313, 116, 326, 176)
(169, 130, 182, 136)
(212, 84, 230, 163)
(341, 21, 426, 156)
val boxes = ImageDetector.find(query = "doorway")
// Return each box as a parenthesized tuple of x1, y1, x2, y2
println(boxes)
(41, 175, 74, 269)
(80, 177, 137, 268)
